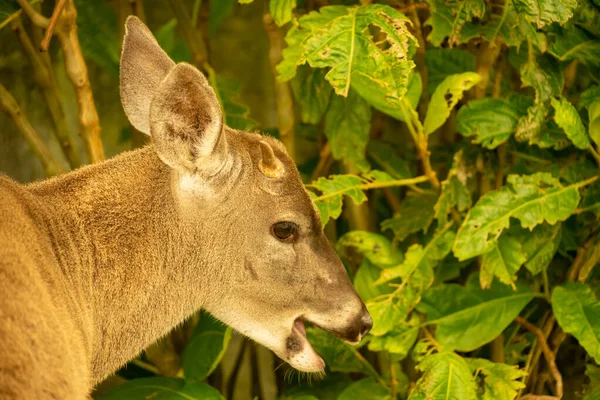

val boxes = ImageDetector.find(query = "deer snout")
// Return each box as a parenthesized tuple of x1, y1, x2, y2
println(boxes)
(360, 311, 373, 338)
(334, 302, 372, 344)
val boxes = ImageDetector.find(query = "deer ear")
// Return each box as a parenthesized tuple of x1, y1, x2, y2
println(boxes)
(149, 63, 226, 173)
(120, 16, 175, 135)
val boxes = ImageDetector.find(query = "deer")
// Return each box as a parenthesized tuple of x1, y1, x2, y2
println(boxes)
(0, 16, 372, 399)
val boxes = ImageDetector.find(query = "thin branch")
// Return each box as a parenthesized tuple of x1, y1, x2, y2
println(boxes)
(567, 234, 597, 281)
(55, 0, 105, 163)
(474, 39, 502, 99)
(515, 316, 563, 399)
(16, 0, 49, 28)
(264, 13, 296, 160)
(40, 0, 66, 51)
(11, 16, 80, 168)
(0, 83, 64, 176)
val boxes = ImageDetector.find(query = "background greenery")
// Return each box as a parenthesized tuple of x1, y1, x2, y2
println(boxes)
(1, 0, 600, 399)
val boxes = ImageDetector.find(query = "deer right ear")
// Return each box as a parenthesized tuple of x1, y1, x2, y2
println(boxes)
(120, 16, 175, 135)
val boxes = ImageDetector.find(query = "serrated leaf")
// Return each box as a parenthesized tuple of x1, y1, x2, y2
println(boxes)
(98, 378, 224, 400)
(291, 66, 333, 124)
(376, 229, 455, 285)
(409, 351, 477, 400)
(417, 275, 535, 352)
(381, 192, 438, 241)
(549, 25, 600, 67)
(552, 282, 600, 363)
(551, 96, 591, 150)
(277, 4, 417, 110)
(367, 314, 419, 356)
(434, 150, 471, 228)
(424, 72, 481, 135)
(513, 0, 578, 28)
(309, 174, 366, 225)
(457, 98, 521, 149)
(466, 358, 527, 400)
(270, 0, 296, 26)
(425, 48, 476, 95)
(338, 378, 390, 400)
(480, 233, 527, 289)
(182, 314, 232, 381)
(424, 0, 481, 47)
(305, 328, 367, 374)
(325, 91, 371, 171)
(453, 173, 581, 260)
(337, 230, 403, 267)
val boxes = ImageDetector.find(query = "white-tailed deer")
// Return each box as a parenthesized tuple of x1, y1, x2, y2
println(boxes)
(0, 16, 371, 399)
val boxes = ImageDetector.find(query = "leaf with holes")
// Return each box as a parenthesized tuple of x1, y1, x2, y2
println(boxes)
(552, 282, 600, 364)
(424, 72, 481, 135)
(417, 274, 535, 352)
(466, 358, 527, 400)
(277, 4, 417, 110)
(409, 351, 477, 400)
(551, 96, 591, 150)
(453, 173, 581, 260)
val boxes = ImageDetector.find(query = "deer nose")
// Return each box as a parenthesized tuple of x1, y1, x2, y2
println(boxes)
(360, 312, 373, 338)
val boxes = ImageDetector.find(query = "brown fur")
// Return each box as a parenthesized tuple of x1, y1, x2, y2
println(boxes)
(0, 17, 370, 399)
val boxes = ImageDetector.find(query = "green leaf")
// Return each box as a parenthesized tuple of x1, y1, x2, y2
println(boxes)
(367, 140, 413, 180)
(337, 378, 390, 400)
(325, 91, 371, 171)
(520, 56, 563, 103)
(551, 96, 591, 150)
(584, 364, 600, 400)
(270, 0, 296, 26)
(549, 25, 600, 67)
(182, 314, 232, 381)
(424, 72, 481, 135)
(515, 103, 547, 144)
(581, 85, 600, 110)
(434, 150, 471, 228)
(98, 378, 224, 400)
(337, 231, 403, 267)
(453, 173, 581, 260)
(375, 229, 455, 285)
(519, 223, 562, 275)
(424, 0, 481, 47)
(417, 275, 535, 351)
(207, 70, 258, 131)
(308, 174, 367, 225)
(466, 358, 527, 400)
(277, 5, 417, 110)
(590, 101, 600, 147)
(208, 0, 237, 36)
(305, 328, 367, 374)
(354, 259, 396, 302)
(456, 98, 521, 149)
(552, 282, 600, 363)
(367, 314, 419, 357)
(291, 66, 333, 124)
(480, 233, 527, 289)
(409, 351, 477, 400)
(381, 192, 438, 242)
(513, 0, 579, 28)
(425, 48, 476, 95)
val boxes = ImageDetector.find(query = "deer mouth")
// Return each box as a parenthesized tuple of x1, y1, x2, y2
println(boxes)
(285, 317, 325, 373)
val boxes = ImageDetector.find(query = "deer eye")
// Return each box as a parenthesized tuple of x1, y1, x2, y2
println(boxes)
(272, 221, 298, 242)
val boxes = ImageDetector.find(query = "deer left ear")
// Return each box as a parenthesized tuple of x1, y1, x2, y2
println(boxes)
(149, 62, 226, 173)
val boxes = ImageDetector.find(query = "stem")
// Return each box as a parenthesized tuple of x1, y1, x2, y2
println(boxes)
(515, 316, 563, 399)
(310, 143, 332, 182)
(12, 16, 81, 169)
(474, 39, 502, 99)
(263, 13, 296, 160)
(589, 146, 600, 167)
(309, 175, 430, 202)
(0, 83, 64, 176)
(131, 359, 161, 375)
(40, 0, 66, 51)
(567, 234, 598, 282)
(16, 0, 49, 28)
(55, 0, 105, 163)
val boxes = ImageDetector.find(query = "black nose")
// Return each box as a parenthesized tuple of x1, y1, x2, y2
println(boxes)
(360, 312, 373, 338)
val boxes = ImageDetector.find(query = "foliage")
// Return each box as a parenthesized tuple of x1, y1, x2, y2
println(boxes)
(2, 0, 600, 399)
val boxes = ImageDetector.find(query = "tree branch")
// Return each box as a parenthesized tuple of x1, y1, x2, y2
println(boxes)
(40, 0, 66, 51)
(0, 83, 64, 176)
(16, 0, 49, 28)
(11, 16, 81, 168)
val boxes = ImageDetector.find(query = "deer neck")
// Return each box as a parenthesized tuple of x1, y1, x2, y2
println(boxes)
(28, 146, 217, 382)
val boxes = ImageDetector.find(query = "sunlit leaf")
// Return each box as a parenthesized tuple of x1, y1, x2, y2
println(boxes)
(367, 314, 419, 357)
(270, 0, 296, 26)
(453, 173, 581, 260)
(325, 91, 371, 171)
(277, 4, 417, 110)
(424, 72, 481, 135)
(513, 0, 579, 28)
(417, 275, 535, 352)
(182, 314, 232, 381)
(552, 282, 600, 363)
(466, 358, 527, 400)
(424, 0, 481, 47)
(98, 378, 224, 400)
(409, 351, 477, 400)
(456, 98, 521, 149)
(308, 174, 367, 225)
(551, 96, 591, 150)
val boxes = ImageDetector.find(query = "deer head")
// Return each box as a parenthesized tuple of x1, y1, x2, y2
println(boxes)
(119, 17, 372, 373)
